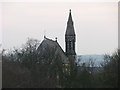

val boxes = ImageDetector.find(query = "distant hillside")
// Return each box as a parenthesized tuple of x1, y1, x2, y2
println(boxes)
(77, 54, 104, 67)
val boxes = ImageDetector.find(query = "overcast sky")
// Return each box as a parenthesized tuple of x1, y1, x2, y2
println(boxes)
(0, 0, 118, 55)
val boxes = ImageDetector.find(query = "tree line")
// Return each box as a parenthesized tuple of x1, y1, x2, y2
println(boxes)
(2, 38, 119, 88)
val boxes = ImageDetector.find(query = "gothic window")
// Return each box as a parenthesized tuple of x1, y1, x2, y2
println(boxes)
(67, 41, 69, 51)
(71, 41, 73, 50)
(69, 41, 71, 50)
(73, 40, 75, 50)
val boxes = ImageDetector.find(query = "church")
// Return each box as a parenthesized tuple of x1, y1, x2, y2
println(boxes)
(37, 10, 77, 74)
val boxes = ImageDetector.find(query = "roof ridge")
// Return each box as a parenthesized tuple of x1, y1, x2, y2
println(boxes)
(45, 37, 56, 42)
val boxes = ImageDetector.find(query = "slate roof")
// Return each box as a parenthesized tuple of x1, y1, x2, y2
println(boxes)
(37, 37, 69, 64)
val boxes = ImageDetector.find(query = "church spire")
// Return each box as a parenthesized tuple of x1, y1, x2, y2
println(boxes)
(65, 9, 76, 56)
(65, 9, 75, 36)
(67, 9, 73, 24)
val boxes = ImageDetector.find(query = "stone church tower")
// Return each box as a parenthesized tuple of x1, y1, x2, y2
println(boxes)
(65, 9, 76, 69)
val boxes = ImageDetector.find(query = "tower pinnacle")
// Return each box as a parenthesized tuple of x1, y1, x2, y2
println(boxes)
(68, 9, 73, 23)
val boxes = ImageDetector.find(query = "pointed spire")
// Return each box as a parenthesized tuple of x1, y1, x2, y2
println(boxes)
(67, 9, 73, 24)
(65, 9, 75, 36)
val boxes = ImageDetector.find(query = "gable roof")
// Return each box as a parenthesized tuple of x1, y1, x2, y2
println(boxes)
(37, 37, 69, 64)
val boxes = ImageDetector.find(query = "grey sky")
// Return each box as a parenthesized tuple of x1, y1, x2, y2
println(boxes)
(1, 1, 118, 55)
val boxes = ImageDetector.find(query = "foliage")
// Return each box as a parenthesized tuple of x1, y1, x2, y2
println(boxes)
(99, 50, 119, 88)
(2, 38, 119, 88)
(2, 38, 66, 88)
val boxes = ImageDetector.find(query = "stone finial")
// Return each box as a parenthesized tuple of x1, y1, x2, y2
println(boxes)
(55, 37, 57, 41)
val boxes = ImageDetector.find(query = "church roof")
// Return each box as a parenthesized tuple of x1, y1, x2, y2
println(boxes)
(65, 9, 75, 36)
(37, 37, 69, 64)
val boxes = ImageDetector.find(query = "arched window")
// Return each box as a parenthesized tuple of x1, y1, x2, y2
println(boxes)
(69, 41, 71, 50)
(73, 40, 75, 50)
(71, 41, 73, 50)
